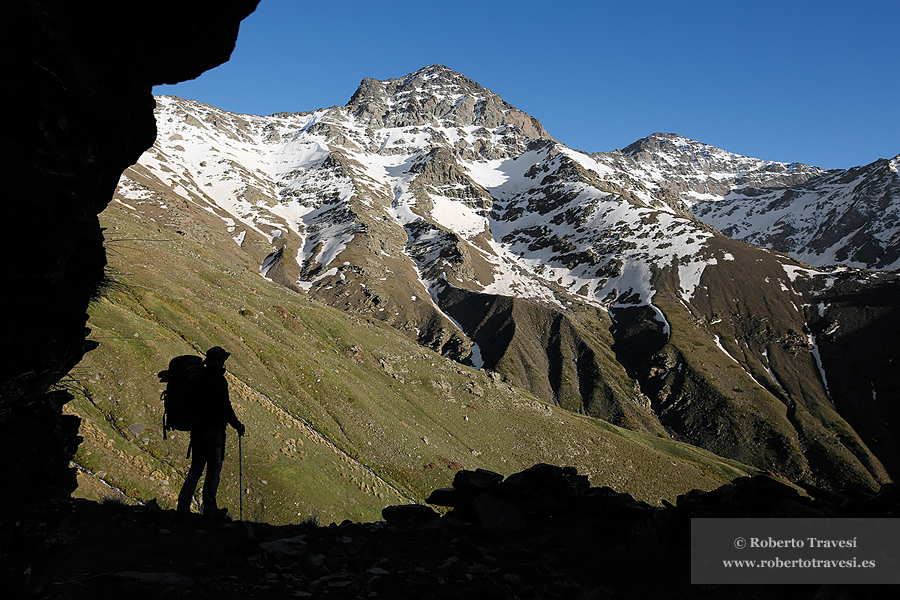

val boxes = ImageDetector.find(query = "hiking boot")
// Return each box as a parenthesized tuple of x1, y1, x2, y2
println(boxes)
(204, 507, 228, 519)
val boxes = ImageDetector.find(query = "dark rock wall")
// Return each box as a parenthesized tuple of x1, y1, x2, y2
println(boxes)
(0, 0, 259, 593)
(805, 272, 900, 479)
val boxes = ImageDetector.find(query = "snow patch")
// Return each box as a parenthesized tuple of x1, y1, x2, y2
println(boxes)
(713, 335, 739, 364)
(761, 349, 786, 392)
(807, 332, 832, 403)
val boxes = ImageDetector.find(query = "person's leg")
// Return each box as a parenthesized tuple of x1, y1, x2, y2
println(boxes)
(201, 430, 226, 515)
(177, 443, 205, 513)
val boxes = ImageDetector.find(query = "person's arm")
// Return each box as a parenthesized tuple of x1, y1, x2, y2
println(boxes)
(221, 380, 245, 435)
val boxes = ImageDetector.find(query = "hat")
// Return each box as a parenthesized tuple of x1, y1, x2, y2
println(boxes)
(204, 346, 231, 365)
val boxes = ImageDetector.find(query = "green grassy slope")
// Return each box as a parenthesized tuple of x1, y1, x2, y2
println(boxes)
(65, 202, 757, 525)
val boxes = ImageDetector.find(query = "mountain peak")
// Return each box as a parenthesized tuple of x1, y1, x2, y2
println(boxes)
(346, 66, 552, 139)
(398, 64, 476, 87)
(620, 132, 713, 158)
(352, 65, 491, 105)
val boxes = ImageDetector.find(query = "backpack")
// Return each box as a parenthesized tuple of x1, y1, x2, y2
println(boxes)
(158, 355, 207, 438)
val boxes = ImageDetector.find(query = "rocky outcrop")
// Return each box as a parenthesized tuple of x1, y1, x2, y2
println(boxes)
(2, 0, 258, 408)
(39, 464, 900, 599)
(419, 463, 900, 524)
(0, 1, 259, 594)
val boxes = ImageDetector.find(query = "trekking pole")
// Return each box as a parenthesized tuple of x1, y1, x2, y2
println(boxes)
(239, 432, 243, 522)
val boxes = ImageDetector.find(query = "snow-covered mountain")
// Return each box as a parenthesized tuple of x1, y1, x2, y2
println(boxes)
(594, 132, 900, 270)
(600, 133, 827, 205)
(114, 65, 900, 492)
(692, 155, 900, 269)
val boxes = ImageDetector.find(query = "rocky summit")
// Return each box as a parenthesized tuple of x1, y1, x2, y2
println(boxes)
(100, 64, 900, 503)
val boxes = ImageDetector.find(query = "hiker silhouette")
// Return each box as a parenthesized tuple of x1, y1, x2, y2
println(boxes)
(173, 346, 245, 517)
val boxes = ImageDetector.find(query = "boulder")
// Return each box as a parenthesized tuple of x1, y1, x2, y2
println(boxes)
(452, 468, 504, 492)
(471, 493, 526, 533)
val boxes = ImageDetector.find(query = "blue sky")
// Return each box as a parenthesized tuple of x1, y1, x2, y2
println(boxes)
(156, 0, 898, 170)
